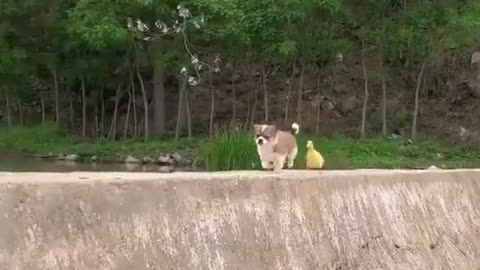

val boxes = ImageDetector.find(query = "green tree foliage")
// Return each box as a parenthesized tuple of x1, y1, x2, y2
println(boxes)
(1, 0, 480, 141)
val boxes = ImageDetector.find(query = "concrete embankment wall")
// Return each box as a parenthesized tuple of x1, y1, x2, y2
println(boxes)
(0, 169, 479, 270)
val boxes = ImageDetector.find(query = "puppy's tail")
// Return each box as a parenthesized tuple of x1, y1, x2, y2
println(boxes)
(291, 122, 300, 135)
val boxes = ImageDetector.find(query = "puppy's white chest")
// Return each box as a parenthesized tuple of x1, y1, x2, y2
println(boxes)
(257, 143, 274, 161)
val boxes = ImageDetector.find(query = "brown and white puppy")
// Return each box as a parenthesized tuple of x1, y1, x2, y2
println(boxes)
(253, 122, 299, 172)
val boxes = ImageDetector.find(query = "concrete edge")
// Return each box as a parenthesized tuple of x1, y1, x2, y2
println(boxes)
(0, 168, 478, 183)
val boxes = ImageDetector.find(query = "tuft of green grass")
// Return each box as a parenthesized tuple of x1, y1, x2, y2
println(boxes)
(199, 129, 260, 171)
(0, 123, 72, 152)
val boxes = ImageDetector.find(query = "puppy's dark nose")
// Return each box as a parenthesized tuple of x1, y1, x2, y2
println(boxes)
(258, 139, 264, 145)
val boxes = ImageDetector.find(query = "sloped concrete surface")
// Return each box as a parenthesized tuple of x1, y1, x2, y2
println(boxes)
(0, 169, 480, 270)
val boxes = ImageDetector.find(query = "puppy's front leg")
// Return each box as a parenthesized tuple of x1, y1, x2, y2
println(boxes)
(261, 160, 273, 170)
(287, 147, 298, 169)
(273, 153, 287, 172)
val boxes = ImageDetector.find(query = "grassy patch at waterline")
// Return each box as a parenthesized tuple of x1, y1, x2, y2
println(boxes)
(200, 130, 480, 171)
(199, 129, 261, 171)
(0, 124, 197, 162)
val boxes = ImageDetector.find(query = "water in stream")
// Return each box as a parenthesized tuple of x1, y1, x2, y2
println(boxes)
(0, 152, 200, 172)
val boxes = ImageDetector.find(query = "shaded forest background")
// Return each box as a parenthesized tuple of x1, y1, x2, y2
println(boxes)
(2, 0, 480, 143)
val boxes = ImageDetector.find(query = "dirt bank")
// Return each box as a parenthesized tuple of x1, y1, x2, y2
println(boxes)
(0, 169, 479, 269)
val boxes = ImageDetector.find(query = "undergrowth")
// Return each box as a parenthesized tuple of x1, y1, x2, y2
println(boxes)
(200, 129, 480, 171)
(0, 123, 197, 161)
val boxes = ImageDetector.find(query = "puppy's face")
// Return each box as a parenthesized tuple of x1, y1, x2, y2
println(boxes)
(253, 124, 277, 146)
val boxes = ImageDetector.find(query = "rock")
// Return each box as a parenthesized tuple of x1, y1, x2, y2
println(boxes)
(389, 133, 402, 140)
(336, 52, 343, 63)
(157, 166, 175, 173)
(232, 73, 241, 83)
(125, 155, 141, 164)
(125, 162, 140, 171)
(65, 154, 80, 161)
(333, 83, 349, 94)
(158, 154, 175, 166)
(339, 96, 358, 114)
(446, 112, 463, 119)
(321, 100, 336, 112)
(460, 126, 470, 141)
(143, 156, 155, 164)
(427, 165, 441, 170)
(90, 155, 98, 162)
(466, 79, 480, 98)
(471, 51, 480, 64)
(171, 152, 182, 162)
(171, 152, 191, 165)
(63, 160, 78, 167)
(56, 154, 65, 160)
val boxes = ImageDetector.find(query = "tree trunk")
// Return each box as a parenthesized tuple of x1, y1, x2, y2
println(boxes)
(316, 104, 321, 135)
(314, 72, 322, 135)
(131, 68, 138, 137)
(81, 78, 87, 137)
(51, 67, 60, 125)
(411, 60, 426, 141)
(360, 44, 369, 139)
(296, 60, 305, 123)
(381, 77, 387, 136)
(137, 99, 154, 137)
(231, 63, 237, 126)
(100, 86, 105, 136)
(250, 80, 258, 129)
(209, 72, 215, 137)
(149, 40, 166, 137)
(40, 93, 46, 125)
(67, 82, 74, 130)
(17, 98, 23, 126)
(136, 64, 148, 141)
(185, 86, 192, 138)
(285, 61, 295, 125)
(261, 63, 269, 122)
(152, 66, 166, 136)
(5, 93, 11, 127)
(245, 80, 252, 129)
(175, 76, 187, 140)
(123, 88, 132, 139)
(108, 84, 122, 140)
(380, 54, 388, 137)
(94, 95, 99, 138)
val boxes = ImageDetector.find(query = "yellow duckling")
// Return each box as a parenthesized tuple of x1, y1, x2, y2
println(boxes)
(306, 140, 325, 169)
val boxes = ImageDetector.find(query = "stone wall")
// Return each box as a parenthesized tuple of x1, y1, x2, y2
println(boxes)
(0, 170, 479, 270)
